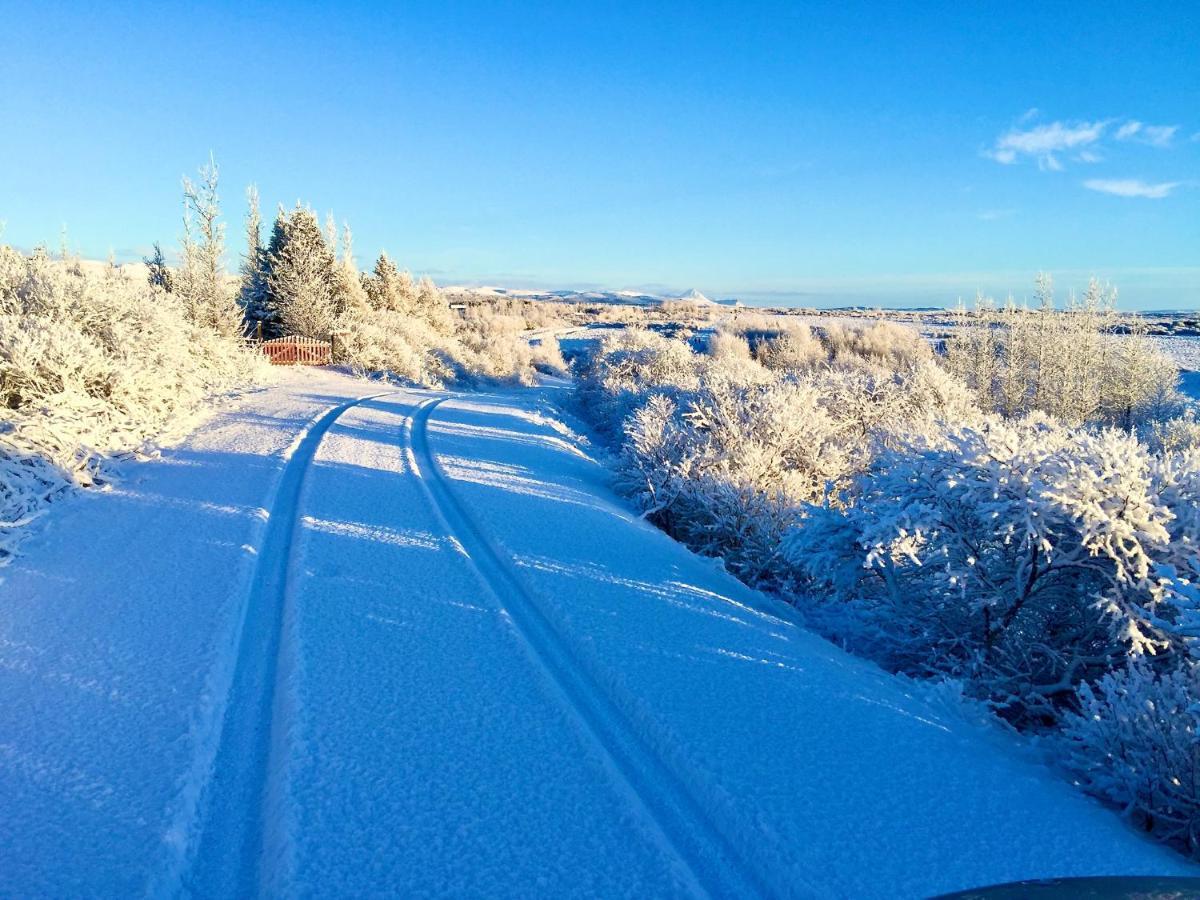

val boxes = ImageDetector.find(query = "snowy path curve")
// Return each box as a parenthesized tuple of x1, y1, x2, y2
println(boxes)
(410, 397, 765, 898)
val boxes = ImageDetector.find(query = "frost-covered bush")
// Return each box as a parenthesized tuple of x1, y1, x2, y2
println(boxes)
(820, 320, 933, 371)
(578, 328, 978, 586)
(743, 319, 931, 376)
(1063, 660, 1200, 855)
(707, 328, 754, 362)
(1147, 411, 1200, 455)
(754, 325, 825, 372)
(788, 416, 1200, 724)
(575, 328, 704, 440)
(620, 379, 852, 583)
(333, 262, 560, 387)
(454, 306, 567, 383)
(334, 308, 458, 385)
(0, 245, 267, 562)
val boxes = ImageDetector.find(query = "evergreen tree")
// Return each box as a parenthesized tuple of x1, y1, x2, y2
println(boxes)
(264, 205, 338, 338)
(415, 274, 454, 333)
(332, 222, 370, 316)
(364, 252, 415, 313)
(144, 242, 173, 292)
(238, 184, 271, 327)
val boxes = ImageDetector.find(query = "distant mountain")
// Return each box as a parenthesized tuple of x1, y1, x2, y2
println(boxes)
(444, 284, 736, 308)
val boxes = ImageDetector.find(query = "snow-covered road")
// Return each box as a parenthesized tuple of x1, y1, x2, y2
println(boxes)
(0, 369, 1192, 897)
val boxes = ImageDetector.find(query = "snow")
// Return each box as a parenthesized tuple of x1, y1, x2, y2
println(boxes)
(0, 367, 1192, 897)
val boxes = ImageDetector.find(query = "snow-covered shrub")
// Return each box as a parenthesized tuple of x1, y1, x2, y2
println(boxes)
(1149, 412, 1200, 455)
(333, 265, 558, 386)
(1062, 660, 1200, 855)
(787, 416, 1200, 724)
(455, 313, 537, 385)
(334, 308, 457, 385)
(575, 328, 704, 440)
(453, 304, 565, 381)
(707, 328, 753, 362)
(754, 325, 826, 372)
(579, 328, 980, 587)
(0, 245, 267, 562)
(745, 319, 932, 376)
(619, 378, 854, 584)
(529, 335, 567, 375)
(820, 320, 933, 371)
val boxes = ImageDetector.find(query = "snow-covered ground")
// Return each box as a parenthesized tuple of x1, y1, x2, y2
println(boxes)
(0, 368, 1192, 897)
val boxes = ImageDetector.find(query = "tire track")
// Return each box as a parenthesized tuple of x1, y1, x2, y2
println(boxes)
(408, 396, 771, 900)
(174, 390, 398, 898)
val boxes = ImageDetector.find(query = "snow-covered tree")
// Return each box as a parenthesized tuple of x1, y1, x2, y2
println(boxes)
(330, 222, 369, 318)
(364, 252, 416, 314)
(415, 275, 454, 333)
(264, 205, 338, 338)
(177, 157, 242, 338)
(945, 278, 1179, 430)
(238, 184, 271, 329)
(144, 242, 173, 293)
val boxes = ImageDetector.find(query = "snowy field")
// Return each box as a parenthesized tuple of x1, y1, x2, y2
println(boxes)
(0, 367, 1191, 897)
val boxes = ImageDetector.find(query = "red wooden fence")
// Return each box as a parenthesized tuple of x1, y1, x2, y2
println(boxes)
(261, 335, 332, 366)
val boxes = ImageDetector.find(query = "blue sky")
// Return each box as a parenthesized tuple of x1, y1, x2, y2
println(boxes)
(1, 1, 1197, 308)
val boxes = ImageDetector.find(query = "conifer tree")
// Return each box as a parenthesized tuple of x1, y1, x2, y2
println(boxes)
(264, 205, 338, 338)
(238, 184, 271, 327)
(332, 222, 370, 316)
(144, 242, 174, 292)
(415, 274, 454, 333)
(364, 252, 414, 313)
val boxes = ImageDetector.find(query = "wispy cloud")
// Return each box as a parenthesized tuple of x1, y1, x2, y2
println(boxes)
(1115, 120, 1178, 147)
(988, 114, 1185, 171)
(1083, 178, 1181, 199)
(987, 120, 1105, 169)
(977, 208, 1017, 221)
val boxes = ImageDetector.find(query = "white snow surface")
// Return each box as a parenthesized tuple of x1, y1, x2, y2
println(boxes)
(0, 368, 1191, 897)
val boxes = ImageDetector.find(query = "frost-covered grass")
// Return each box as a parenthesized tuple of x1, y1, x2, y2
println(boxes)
(0, 246, 269, 563)
(574, 315, 1200, 859)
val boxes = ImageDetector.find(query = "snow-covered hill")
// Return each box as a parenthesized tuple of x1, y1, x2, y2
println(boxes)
(445, 284, 740, 307)
(0, 369, 1191, 896)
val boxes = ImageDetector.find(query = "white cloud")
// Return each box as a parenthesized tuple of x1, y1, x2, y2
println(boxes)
(1115, 120, 1178, 147)
(1115, 121, 1142, 140)
(989, 114, 1188, 171)
(987, 120, 1105, 168)
(977, 208, 1017, 221)
(1083, 178, 1181, 199)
